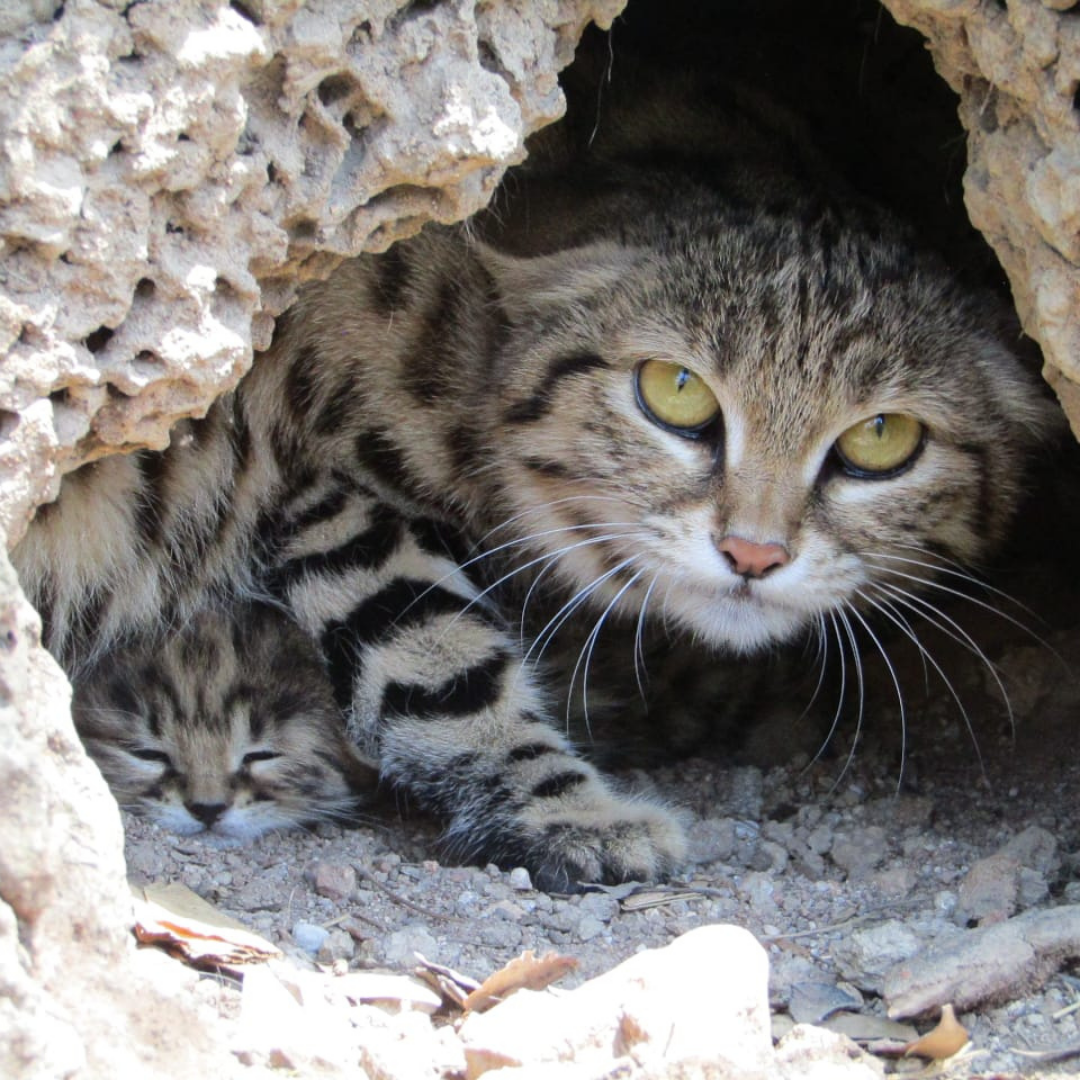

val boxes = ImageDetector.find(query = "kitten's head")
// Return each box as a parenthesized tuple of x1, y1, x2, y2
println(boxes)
(73, 603, 377, 841)
(477, 182, 1058, 654)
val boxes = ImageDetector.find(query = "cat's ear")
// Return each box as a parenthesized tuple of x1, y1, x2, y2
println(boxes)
(471, 239, 643, 324)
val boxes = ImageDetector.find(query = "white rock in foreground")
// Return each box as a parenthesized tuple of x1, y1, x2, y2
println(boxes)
(458, 924, 772, 1077)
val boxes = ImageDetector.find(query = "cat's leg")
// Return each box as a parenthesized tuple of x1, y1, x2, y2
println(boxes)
(267, 481, 685, 890)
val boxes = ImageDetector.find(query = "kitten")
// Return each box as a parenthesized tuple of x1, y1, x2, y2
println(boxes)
(73, 603, 378, 841)
(15, 74, 1055, 888)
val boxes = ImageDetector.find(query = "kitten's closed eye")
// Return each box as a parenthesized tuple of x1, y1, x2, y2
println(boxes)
(129, 748, 173, 766)
(241, 750, 282, 766)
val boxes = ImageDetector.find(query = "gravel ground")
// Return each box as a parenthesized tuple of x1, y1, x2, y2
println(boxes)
(118, 454, 1080, 1079)
(122, 589, 1080, 1076)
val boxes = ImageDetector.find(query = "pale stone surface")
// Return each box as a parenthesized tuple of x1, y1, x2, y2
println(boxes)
(458, 924, 774, 1076)
(0, 0, 624, 544)
(880, 0, 1080, 437)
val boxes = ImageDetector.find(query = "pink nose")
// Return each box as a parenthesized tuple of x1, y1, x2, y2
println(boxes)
(715, 535, 791, 579)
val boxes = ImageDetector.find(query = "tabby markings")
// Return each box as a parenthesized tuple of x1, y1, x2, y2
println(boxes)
(505, 354, 611, 424)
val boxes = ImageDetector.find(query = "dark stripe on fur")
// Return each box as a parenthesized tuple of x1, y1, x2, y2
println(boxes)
(504, 353, 610, 424)
(267, 503, 404, 595)
(284, 344, 321, 426)
(506, 742, 558, 763)
(381, 649, 509, 718)
(408, 516, 473, 569)
(406, 279, 462, 405)
(315, 371, 361, 436)
(354, 427, 425, 501)
(522, 457, 574, 479)
(369, 245, 412, 315)
(321, 578, 469, 708)
(531, 771, 589, 799)
(133, 450, 169, 548)
(446, 422, 483, 483)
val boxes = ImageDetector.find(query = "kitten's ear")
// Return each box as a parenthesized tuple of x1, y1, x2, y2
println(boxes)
(472, 239, 642, 324)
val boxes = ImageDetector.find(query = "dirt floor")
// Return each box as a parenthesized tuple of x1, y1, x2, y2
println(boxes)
(119, 447, 1080, 1078)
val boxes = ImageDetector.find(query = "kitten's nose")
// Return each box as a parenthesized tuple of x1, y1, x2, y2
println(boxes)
(715, 535, 791, 579)
(186, 801, 228, 827)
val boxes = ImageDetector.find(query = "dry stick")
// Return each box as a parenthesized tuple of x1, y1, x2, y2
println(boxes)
(324, 910, 389, 934)
(1011, 1044, 1080, 1064)
(1052, 999, 1080, 1021)
(354, 862, 448, 922)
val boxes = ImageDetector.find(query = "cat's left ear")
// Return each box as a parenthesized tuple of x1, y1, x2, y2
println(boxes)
(471, 239, 643, 324)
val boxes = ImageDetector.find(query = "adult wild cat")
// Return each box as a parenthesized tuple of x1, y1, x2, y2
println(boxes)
(15, 77, 1053, 889)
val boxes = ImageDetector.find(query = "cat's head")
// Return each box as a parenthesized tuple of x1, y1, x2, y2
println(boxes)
(476, 189, 1058, 654)
(73, 604, 377, 841)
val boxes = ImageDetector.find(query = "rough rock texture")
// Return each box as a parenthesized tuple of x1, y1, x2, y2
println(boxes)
(0, 0, 623, 543)
(879, 0, 1080, 439)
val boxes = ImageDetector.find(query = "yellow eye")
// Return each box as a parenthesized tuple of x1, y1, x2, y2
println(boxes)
(834, 413, 925, 476)
(635, 360, 720, 434)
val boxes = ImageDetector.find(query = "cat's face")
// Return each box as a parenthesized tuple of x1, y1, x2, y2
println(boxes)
(481, 200, 1054, 654)
(73, 605, 376, 841)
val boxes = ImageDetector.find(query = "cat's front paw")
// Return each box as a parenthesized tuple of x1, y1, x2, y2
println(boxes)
(524, 801, 688, 893)
(447, 786, 687, 893)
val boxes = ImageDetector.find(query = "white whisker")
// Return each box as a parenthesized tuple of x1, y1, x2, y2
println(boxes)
(873, 580, 1014, 735)
(866, 549, 1043, 621)
(830, 606, 865, 791)
(568, 563, 643, 734)
(795, 613, 831, 727)
(471, 494, 647, 550)
(435, 530, 641, 636)
(868, 562, 1055, 655)
(633, 573, 661, 705)
(846, 598, 908, 789)
(860, 587, 987, 777)
(806, 612, 848, 773)
(525, 558, 637, 674)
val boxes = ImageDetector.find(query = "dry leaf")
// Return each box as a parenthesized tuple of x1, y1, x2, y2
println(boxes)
(463, 950, 579, 1013)
(820, 1010, 915, 1045)
(132, 881, 280, 968)
(414, 952, 482, 1009)
(903, 1003, 970, 1060)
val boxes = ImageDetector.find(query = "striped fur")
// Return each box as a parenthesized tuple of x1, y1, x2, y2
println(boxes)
(72, 603, 378, 842)
(13, 79, 1054, 888)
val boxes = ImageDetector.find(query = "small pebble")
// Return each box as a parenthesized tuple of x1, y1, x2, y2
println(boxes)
(311, 861, 357, 902)
(509, 867, 533, 891)
(292, 921, 330, 955)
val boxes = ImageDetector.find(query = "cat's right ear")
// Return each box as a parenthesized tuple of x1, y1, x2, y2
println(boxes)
(471, 239, 643, 324)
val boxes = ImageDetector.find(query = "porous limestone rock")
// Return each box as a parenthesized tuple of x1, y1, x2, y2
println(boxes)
(880, 0, 1080, 438)
(0, 0, 624, 543)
